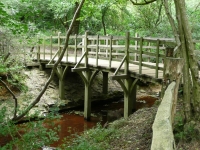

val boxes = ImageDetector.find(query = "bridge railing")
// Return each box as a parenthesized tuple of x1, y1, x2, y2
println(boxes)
(35, 32, 176, 78)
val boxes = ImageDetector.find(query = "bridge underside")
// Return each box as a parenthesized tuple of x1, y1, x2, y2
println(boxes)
(34, 61, 162, 120)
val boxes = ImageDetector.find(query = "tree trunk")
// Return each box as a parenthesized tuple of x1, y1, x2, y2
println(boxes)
(71, 2, 81, 35)
(174, 0, 192, 121)
(176, 0, 200, 119)
(164, 0, 200, 122)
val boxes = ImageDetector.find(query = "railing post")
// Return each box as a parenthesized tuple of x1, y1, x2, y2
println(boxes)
(58, 32, 61, 58)
(109, 35, 113, 68)
(50, 35, 52, 59)
(135, 33, 139, 61)
(155, 39, 160, 78)
(84, 31, 88, 67)
(125, 32, 130, 74)
(37, 37, 40, 62)
(74, 34, 77, 63)
(139, 37, 143, 74)
(96, 35, 99, 66)
(43, 37, 45, 60)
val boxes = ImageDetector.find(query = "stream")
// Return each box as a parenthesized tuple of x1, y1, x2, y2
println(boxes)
(0, 95, 158, 148)
(50, 95, 158, 147)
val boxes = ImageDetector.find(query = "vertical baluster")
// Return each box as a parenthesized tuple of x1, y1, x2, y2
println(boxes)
(125, 32, 130, 75)
(96, 35, 99, 67)
(109, 35, 113, 68)
(135, 33, 139, 61)
(74, 34, 77, 63)
(106, 34, 108, 58)
(66, 36, 68, 62)
(58, 32, 61, 59)
(50, 35, 52, 59)
(139, 37, 143, 74)
(85, 32, 88, 67)
(156, 39, 160, 78)
(43, 38, 45, 60)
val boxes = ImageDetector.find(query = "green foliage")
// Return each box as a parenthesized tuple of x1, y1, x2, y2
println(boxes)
(0, 55, 27, 92)
(0, 106, 61, 149)
(58, 123, 118, 150)
(174, 114, 198, 142)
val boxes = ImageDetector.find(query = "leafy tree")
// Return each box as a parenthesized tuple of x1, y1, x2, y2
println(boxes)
(129, 0, 200, 123)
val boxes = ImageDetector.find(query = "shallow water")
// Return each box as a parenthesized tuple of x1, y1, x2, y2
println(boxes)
(0, 95, 158, 148)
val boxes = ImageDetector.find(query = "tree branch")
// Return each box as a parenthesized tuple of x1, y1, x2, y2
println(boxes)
(163, 0, 180, 45)
(12, 0, 85, 122)
(129, 0, 157, 5)
(155, 1, 163, 26)
(0, 79, 18, 119)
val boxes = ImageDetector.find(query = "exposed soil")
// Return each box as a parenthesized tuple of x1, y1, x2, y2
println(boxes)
(108, 106, 157, 150)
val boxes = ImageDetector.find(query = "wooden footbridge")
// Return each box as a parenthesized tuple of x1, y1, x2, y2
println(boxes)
(26, 32, 178, 120)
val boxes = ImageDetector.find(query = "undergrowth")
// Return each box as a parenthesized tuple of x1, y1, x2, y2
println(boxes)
(57, 118, 129, 150)
(0, 107, 61, 149)
(174, 112, 199, 143)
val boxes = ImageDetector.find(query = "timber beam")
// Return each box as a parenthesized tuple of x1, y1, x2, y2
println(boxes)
(71, 67, 88, 72)
(110, 74, 129, 80)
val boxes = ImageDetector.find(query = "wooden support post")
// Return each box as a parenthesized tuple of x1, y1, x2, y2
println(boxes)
(124, 78, 137, 119)
(58, 66, 65, 99)
(84, 71, 92, 120)
(71, 70, 99, 120)
(39, 63, 45, 71)
(56, 66, 71, 99)
(102, 71, 108, 94)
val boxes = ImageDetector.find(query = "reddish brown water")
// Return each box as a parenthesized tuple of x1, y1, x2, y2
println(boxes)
(0, 95, 158, 148)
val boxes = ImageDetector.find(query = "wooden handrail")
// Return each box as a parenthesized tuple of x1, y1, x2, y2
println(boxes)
(35, 32, 180, 78)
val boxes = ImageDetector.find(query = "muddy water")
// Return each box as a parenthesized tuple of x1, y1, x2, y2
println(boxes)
(0, 95, 158, 148)
(51, 95, 158, 147)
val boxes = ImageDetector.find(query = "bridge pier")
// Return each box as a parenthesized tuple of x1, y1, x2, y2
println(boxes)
(102, 71, 108, 94)
(56, 66, 71, 99)
(72, 68, 99, 120)
(112, 76, 138, 119)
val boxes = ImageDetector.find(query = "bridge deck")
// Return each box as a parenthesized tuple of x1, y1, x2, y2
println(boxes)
(35, 55, 164, 83)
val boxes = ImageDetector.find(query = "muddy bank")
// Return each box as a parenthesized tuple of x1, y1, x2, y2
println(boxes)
(14, 67, 123, 117)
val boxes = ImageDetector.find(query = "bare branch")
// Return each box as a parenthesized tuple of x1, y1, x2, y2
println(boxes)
(163, 0, 180, 45)
(155, 1, 163, 26)
(0, 79, 18, 119)
(129, 0, 157, 5)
